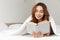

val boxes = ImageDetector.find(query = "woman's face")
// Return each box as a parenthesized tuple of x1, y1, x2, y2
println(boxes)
(35, 6, 44, 20)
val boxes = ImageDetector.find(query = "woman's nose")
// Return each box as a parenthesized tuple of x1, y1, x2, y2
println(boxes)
(37, 12, 40, 14)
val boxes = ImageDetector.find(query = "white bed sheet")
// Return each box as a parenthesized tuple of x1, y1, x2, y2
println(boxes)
(0, 25, 60, 40)
(0, 33, 60, 40)
(1, 36, 60, 40)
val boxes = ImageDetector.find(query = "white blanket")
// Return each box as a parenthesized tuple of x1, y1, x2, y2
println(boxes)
(16, 15, 60, 35)
(0, 15, 59, 36)
(0, 16, 60, 40)
(0, 34, 60, 40)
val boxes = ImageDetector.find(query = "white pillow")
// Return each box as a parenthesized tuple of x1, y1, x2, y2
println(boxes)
(0, 23, 8, 31)
(9, 24, 22, 29)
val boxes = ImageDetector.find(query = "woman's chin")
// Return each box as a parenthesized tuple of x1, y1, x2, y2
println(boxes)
(36, 17, 41, 20)
(37, 18, 41, 20)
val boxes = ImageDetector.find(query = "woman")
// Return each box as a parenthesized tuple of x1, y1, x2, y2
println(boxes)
(30, 2, 50, 37)
(19, 2, 54, 38)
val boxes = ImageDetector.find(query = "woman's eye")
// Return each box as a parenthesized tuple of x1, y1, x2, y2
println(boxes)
(39, 11, 44, 13)
(40, 11, 44, 13)
(40, 10, 43, 13)
(35, 10, 44, 13)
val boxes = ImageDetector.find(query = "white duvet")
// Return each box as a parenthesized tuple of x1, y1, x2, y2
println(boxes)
(0, 16, 60, 40)
(0, 24, 60, 40)
(15, 15, 60, 35)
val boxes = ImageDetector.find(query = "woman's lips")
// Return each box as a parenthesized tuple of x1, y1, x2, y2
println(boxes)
(37, 16, 41, 18)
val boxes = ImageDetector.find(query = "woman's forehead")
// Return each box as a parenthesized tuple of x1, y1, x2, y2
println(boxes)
(36, 6, 43, 11)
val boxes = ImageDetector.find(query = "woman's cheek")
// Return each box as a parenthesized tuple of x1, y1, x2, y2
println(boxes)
(35, 13, 44, 19)
(35, 13, 38, 17)
(40, 13, 44, 17)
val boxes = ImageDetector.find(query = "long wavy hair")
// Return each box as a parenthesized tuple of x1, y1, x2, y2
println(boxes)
(31, 2, 50, 23)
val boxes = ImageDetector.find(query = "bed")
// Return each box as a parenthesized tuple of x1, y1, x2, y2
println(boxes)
(0, 23, 60, 40)
(0, 16, 60, 40)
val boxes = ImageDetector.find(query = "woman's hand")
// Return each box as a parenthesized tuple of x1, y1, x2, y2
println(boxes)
(32, 31, 44, 38)
(37, 32, 44, 38)
(32, 31, 37, 38)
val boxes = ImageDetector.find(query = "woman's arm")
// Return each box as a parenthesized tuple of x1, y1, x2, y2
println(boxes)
(15, 25, 27, 35)
(19, 26, 27, 35)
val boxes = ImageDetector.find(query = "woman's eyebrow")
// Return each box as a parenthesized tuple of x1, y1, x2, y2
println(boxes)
(40, 10, 43, 11)
(36, 10, 43, 12)
(39, 10, 44, 12)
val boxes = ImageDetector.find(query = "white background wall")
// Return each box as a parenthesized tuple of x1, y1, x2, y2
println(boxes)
(0, 0, 35, 23)
(0, 0, 60, 25)
(0, 0, 25, 23)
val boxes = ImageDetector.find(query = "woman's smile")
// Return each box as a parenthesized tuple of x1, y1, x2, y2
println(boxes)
(36, 15, 42, 19)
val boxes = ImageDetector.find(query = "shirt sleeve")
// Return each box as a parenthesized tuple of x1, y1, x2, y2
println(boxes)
(16, 15, 32, 35)
(15, 23, 27, 35)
